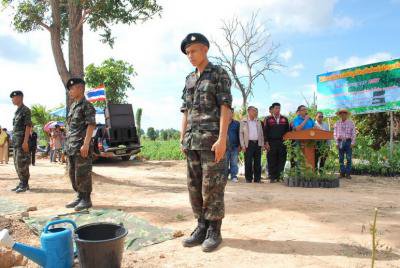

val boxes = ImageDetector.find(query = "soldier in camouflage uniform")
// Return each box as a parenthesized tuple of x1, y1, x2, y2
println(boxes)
(180, 33, 232, 252)
(10, 91, 32, 193)
(65, 78, 96, 211)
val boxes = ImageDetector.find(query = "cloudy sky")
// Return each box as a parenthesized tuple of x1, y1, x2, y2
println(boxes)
(1, 0, 399, 130)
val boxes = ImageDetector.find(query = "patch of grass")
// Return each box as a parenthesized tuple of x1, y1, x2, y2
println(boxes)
(139, 139, 185, 160)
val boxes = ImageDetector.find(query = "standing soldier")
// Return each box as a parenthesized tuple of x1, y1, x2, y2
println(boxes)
(10, 91, 32, 193)
(65, 78, 96, 211)
(180, 33, 232, 252)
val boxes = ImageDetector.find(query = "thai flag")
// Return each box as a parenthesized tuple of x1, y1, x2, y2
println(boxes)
(87, 85, 106, 102)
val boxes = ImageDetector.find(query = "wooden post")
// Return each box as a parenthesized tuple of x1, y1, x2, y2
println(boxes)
(301, 141, 316, 170)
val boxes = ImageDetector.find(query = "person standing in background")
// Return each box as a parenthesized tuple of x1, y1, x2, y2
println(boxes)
(53, 125, 62, 163)
(226, 108, 240, 183)
(0, 127, 9, 164)
(49, 130, 55, 162)
(293, 105, 315, 131)
(240, 106, 264, 183)
(334, 109, 356, 179)
(10, 90, 32, 193)
(29, 128, 38, 166)
(314, 112, 330, 171)
(263, 103, 290, 183)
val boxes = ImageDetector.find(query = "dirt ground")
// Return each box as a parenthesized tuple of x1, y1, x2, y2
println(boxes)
(0, 158, 400, 268)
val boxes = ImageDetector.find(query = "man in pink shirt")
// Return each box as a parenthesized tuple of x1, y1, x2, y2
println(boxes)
(333, 108, 356, 179)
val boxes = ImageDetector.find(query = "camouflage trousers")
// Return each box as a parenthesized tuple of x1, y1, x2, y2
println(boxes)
(13, 147, 30, 185)
(186, 150, 228, 221)
(67, 154, 93, 194)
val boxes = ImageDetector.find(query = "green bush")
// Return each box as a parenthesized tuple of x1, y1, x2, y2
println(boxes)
(139, 139, 185, 160)
(352, 135, 400, 176)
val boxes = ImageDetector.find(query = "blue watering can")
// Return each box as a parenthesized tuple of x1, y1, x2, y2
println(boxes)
(0, 219, 77, 268)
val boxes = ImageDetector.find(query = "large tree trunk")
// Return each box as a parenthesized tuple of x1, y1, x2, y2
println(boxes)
(50, 0, 71, 117)
(68, 1, 84, 78)
(49, 0, 70, 86)
(65, 0, 84, 111)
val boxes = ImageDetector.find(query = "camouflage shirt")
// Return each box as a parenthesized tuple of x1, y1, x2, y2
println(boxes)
(65, 98, 96, 156)
(181, 62, 232, 150)
(12, 104, 32, 147)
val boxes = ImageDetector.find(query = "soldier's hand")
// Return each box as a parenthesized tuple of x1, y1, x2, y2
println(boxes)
(80, 143, 90, 158)
(180, 144, 187, 155)
(22, 142, 29, 153)
(211, 139, 226, 163)
(241, 147, 246, 153)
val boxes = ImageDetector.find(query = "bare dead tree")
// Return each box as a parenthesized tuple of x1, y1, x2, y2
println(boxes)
(211, 12, 281, 112)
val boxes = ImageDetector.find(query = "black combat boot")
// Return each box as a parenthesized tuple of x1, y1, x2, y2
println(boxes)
(11, 183, 22, 191)
(15, 183, 29, 193)
(74, 193, 92, 211)
(201, 220, 222, 252)
(65, 193, 83, 208)
(182, 218, 209, 247)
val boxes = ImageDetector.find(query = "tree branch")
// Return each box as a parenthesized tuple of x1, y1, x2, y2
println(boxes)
(75, 8, 91, 31)
(38, 20, 51, 31)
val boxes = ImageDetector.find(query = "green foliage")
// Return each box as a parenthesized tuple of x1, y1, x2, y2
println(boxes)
(139, 139, 184, 160)
(85, 58, 136, 108)
(31, 104, 63, 144)
(352, 135, 400, 176)
(84, 0, 162, 47)
(12, 0, 48, 32)
(31, 104, 53, 127)
(146, 127, 158, 141)
(354, 112, 400, 149)
(159, 129, 180, 141)
(4, 0, 162, 47)
(135, 108, 143, 138)
(284, 140, 338, 181)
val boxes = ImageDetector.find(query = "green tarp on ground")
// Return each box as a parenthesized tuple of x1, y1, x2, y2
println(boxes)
(23, 209, 174, 251)
(0, 197, 26, 216)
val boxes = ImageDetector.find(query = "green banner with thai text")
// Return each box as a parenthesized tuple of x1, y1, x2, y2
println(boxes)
(316, 58, 400, 116)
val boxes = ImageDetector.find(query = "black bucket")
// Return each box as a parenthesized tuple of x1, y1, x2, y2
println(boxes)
(74, 222, 128, 268)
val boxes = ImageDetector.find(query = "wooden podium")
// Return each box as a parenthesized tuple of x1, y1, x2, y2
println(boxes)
(283, 129, 334, 170)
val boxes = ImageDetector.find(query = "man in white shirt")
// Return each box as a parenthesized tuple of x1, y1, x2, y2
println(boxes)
(239, 106, 264, 183)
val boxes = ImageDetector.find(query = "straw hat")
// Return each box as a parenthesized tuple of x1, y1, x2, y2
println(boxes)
(336, 108, 350, 116)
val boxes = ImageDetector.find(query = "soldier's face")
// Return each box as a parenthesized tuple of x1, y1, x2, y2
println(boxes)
(11, 96, 22, 106)
(185, 44, 208, 67)
(69, 84, 85, 99)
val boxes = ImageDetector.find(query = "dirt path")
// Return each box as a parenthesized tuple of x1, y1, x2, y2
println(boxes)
(0, 159, 399, 267)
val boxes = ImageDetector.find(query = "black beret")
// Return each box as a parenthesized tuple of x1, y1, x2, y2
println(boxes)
(181, 33, 210, 54)
(10, 90, 23, 98)
(66, 78, 85, 90)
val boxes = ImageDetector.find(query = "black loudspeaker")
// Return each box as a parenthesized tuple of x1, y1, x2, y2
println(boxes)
(105, 104, 135, 128)
(108, 127, 139, 143)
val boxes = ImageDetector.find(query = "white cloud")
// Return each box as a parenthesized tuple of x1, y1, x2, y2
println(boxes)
(286, 63, 305, 77)
(334, 16, 355, 29)
(323, 52, 394, 71)
(280, 49, 293, 62)
(255, 0, 354, 33)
